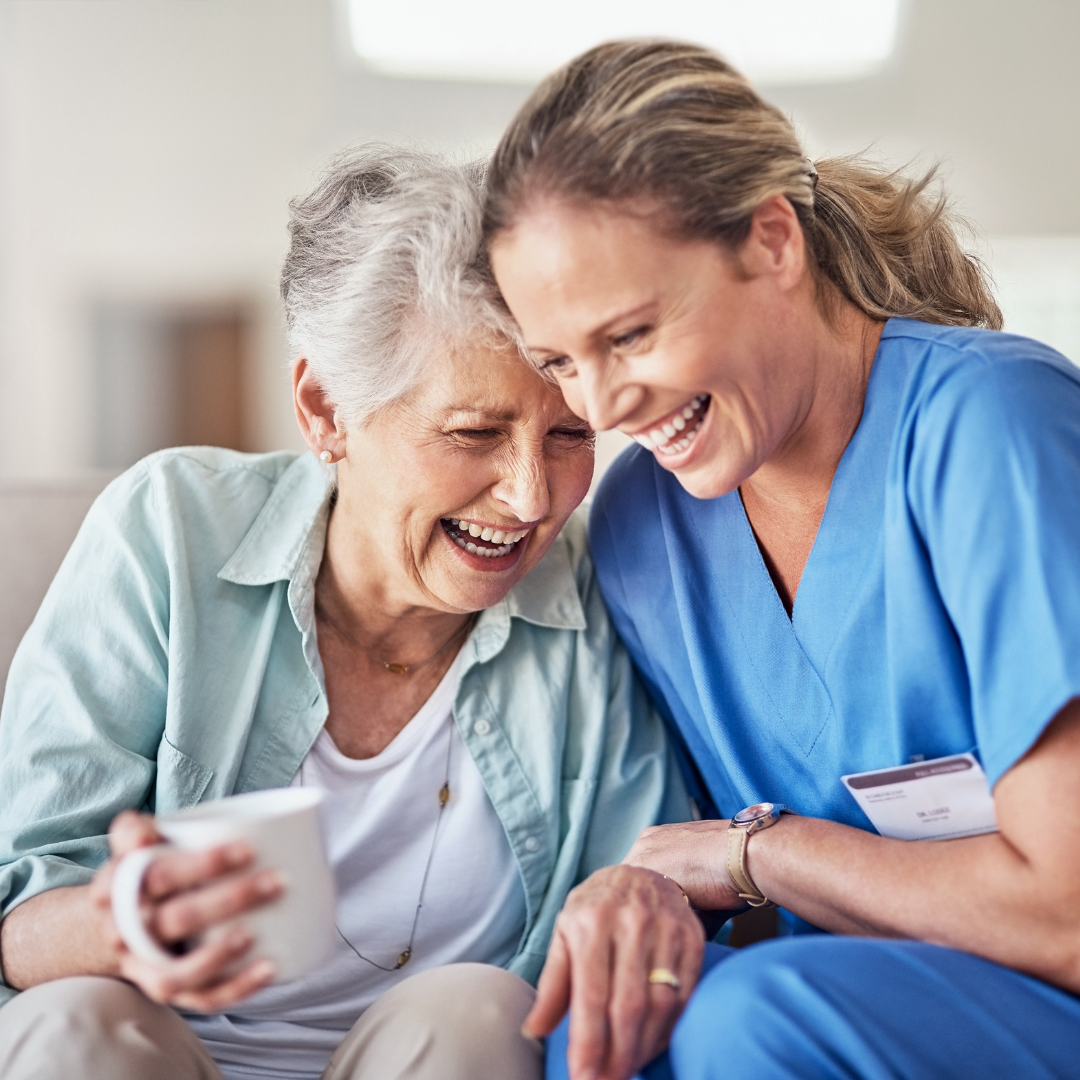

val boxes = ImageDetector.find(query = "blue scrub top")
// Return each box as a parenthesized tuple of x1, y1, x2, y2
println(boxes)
(590, 318, 1080, 829)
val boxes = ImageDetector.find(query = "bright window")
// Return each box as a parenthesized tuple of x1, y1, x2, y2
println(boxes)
(347, 0, 903, 85)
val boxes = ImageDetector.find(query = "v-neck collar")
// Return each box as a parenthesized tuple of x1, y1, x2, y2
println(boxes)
(734, 324, 904, 679)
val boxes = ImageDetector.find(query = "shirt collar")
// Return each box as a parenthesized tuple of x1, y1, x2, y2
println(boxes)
(217, 453, 333, 589)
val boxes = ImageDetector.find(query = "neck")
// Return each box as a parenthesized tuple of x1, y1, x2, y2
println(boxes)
(747, 297, 883, 506)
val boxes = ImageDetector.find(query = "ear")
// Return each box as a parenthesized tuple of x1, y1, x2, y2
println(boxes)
(292, 357, 347, 460)
(738, 194, 807, 291)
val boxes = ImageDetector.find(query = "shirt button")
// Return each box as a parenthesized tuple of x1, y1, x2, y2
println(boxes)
(524, 836, 540, 852)
(473, 719, 491, 736)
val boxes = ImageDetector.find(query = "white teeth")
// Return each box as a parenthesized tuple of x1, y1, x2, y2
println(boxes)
(447, 518, 528, 554)
(637, 396, 710, 458)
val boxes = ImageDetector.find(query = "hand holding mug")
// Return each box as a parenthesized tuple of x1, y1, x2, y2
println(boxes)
(92, 788, 334, 1012)
(88, 810, 282, 1011)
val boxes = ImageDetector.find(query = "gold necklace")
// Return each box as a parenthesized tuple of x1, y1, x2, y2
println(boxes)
(300, 722, 452, 971)
(315, 601, 475, 676)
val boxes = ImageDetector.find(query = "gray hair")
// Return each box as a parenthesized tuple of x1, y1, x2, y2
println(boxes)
(281, 144, 514, 429)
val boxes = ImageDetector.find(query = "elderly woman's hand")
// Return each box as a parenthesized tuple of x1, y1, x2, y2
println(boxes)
(622, 819, 746, 911)
(523, 864, 705, 1080)
(86, 811, 282, 1011)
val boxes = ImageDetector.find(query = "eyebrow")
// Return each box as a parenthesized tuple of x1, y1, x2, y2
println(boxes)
(441, 405, 520, 423)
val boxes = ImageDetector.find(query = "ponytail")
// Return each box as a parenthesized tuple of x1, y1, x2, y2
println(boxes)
(808, 157, 1001, 328)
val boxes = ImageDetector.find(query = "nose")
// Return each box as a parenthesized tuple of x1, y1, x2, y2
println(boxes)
(490, 443, 551, 525)
(573, 360, 640, 432)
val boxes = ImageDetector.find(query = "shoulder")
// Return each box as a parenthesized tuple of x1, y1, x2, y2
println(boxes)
(883, 320, 1080, 452)
(139, 445, 302, 497)
(95, 447, 302, 523)
(881, 323, 1080, 529)
(85, 447, 312, 574)
(884, 318, 1080, 409)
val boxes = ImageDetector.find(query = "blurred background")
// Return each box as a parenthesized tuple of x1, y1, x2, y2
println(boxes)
(0, 0, 1078, 483)
(1, 0, 1078, 683)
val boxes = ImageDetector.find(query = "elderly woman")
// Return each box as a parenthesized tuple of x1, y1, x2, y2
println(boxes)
(486, 39, 1080, 1080)
(0, 148, 687, 1080)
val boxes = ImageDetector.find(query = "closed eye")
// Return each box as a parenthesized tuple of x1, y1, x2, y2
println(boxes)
(538, 355, 573, 373)
(611, 325, 651, 349)
(550, 427, 593, 442)
(450, 428, 502, 440)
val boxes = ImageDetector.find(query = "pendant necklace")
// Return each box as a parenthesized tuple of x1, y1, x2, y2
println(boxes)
(300, 721, 453, 971)
(315, 600, 475, 676)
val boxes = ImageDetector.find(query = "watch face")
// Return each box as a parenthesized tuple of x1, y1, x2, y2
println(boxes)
(733, 802, 775, 825)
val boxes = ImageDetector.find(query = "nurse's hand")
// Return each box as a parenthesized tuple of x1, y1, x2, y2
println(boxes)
(523, 864, 705, 1080)
(87, 811, 282, 1011)
(622, 819, 746, 911)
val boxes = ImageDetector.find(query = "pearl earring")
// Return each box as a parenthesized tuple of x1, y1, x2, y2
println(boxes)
(319, 450, 333, 464)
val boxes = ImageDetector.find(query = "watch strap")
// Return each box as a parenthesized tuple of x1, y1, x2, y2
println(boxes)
(726, 826, 774, 908)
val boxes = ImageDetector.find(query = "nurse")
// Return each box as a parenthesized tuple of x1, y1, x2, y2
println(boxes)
(484, 39, 1080, 1080)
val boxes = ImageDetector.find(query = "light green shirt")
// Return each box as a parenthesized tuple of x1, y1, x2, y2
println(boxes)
(0, 448, 688, 1007)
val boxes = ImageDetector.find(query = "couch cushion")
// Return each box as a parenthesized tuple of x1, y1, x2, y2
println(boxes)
(0, 475, 113, 698)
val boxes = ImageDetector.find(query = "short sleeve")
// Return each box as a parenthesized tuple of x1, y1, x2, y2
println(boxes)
(908, 347, 1080, 783)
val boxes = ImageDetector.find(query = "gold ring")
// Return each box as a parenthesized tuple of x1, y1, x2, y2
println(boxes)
(648, 967, 681, 990)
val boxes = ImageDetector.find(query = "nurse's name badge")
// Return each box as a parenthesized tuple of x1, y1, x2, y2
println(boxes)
(841, 753, 998, 841)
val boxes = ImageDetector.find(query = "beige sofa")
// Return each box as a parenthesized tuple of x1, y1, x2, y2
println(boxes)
(0, 475, 113, 700)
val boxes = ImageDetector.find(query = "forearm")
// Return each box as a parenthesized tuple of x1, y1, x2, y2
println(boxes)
(0, 886, 119, 989)
(749, 816, 1080, 989)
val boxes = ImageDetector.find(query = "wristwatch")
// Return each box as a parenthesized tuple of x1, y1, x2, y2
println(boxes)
(726, 802, 791, 909)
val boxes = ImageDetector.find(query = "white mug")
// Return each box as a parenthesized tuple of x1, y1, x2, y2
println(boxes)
(111, 787, 335, 985)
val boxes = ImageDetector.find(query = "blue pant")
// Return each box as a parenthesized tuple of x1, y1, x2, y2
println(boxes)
(545, 937, 1080, 1080)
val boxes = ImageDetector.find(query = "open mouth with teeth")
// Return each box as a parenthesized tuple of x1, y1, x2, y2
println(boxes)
(441, 518, 531, 559)
(631, 395, 710, 456)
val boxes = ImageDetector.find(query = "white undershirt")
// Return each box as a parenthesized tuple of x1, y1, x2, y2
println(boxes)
(183, 651, 528, 1080)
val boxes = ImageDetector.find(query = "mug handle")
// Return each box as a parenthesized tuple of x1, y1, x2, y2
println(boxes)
(110, 843, 176, 965)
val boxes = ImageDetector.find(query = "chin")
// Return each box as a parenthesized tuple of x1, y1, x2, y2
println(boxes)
(672, 461, 744, 501)
(435, 559, 528, 613)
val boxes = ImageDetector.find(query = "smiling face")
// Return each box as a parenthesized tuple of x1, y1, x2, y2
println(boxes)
(489, 197, 819, 500)
(330, 340, 594, 615)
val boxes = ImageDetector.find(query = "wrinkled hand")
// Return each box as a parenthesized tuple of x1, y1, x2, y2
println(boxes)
(524, 865, 705, 1080)
(87, 811, 282, 1011)
(622, 820, 744, 912)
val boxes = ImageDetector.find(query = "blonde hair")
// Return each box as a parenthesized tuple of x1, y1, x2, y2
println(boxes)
(484, 40, 1002, 330)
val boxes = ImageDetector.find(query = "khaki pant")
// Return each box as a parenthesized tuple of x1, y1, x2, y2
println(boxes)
(0, 963, 542, 1080)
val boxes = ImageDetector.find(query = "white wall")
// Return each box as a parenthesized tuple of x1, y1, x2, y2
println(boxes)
(0, 0, 1077, 480)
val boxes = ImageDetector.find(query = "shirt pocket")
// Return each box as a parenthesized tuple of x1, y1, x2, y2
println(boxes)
(155, 735, 214, 812)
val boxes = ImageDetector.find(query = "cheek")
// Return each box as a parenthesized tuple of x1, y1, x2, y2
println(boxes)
(394, 446, 485, 527)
